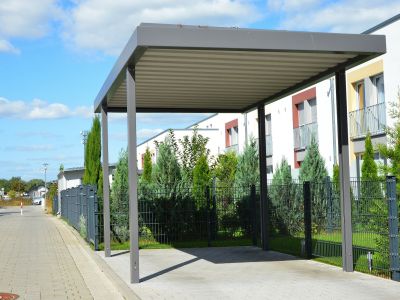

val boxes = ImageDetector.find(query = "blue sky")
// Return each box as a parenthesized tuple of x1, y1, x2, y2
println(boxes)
(0, 0, 399, 181)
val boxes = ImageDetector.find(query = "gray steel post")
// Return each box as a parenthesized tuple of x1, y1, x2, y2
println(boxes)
(206, 186, 211, 247)
(250, 184, 257, 246)
(386, 176, 400, 281)
(335, 70, 353, 272)
(303, 181, 312, 259)
(127, 66, 140, 283)
(257, 105, 269, 251)
(101, 105, 111, 257)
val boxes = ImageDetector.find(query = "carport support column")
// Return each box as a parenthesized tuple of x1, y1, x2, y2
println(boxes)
(335, 70, 353, 272)
(101, 105, 111, 257)
(257, 105, 269, 251)
(127, 67, 140, 283)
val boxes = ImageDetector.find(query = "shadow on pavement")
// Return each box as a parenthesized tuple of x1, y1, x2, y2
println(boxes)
(179, 246, 302, 264)
(139, 246, 302, 282)
(140, 257, 200, 282)
(111, 250, 130, 257)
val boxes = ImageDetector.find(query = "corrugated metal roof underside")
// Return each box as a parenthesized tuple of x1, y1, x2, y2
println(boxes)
(107, 48, 356, 111)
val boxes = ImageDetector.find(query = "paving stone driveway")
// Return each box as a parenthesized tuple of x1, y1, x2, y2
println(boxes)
(0, 205, 122, 300)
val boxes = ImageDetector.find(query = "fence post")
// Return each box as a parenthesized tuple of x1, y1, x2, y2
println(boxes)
(212, 177, 217, 241)
(303, 181, 312, 259)
(94, 187, 99, 251)
(326, 176, 333, 233)
(250, 184, 257, 246)
(206, 186, 211, 247)
(386, 176, 400, 281)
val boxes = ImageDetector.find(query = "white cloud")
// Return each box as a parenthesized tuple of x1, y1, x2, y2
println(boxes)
(269, 0, 400, 33)
(62, 0, 262, 54)
(5, 144, 54, 152)
(268, 0, 320, 12)
(0, 0, 61, 54)
(0, 39, 20, 54)
(137, 128, 163, 140)
(0, 97, 93, 120)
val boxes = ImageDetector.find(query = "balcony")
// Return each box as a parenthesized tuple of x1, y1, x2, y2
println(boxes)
(225, 144, 239, 154)
(348, 102, 386, 139)
(293, 122, 318, 151)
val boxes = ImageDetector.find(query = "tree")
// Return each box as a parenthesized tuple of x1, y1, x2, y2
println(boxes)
(299, 137, 328, 232)
(9, 177, 25, 193)
(299, 137, 328, 183)
(153, 131, 181, 192)
(192, 154, 211, 209)
(46, 182, 58, 213)
(235, 137, 259, 187)
(7, 190, 17, 199)
(359, 133, 381, 219)
(375, 93, 400, 267)
(213, 151, 238, 188)
(142, 148, 152, 183)
(270, 158, 302, 235)
(25, 179, 45, 193)
(83, 116, 101, 187)
(179, 126, 209, 186)
(110, 150, 129, 243)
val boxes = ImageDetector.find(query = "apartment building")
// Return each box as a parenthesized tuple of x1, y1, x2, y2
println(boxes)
(136, 14, 400, 181)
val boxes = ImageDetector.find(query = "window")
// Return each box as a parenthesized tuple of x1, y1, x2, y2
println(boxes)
(266, 114, 272, 136)
(267, 165, 273, 174)
(372, 74, 385, 104)
(225, 119, 239, 147)
(298, 102, 305, 125)
(229, 126, 238, 145)
(355, 81, 365, 110)
(297, 98, 317, 125)
(309, 99, 317, 123)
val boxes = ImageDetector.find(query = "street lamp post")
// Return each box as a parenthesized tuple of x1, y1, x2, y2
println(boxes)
(81, 130, 89, 166)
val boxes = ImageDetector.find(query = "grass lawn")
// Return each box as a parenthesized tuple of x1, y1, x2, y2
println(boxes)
(96, 237, 253, 251)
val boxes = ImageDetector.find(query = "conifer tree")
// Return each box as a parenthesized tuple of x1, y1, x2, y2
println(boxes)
(299, 136, 328, 183)
(192, 154, 210, 209)
(235, 137, 259, 187)
(142, 148, 153, 183)
(214, 151, 238, 188)
(299, 136, 328, 231)
(153, 131, 181, 193)
(270, 158, 302, 235)
(83, 116, 101, 187)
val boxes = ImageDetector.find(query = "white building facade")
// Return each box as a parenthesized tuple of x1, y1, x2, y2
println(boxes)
(136, 15, 400, 181)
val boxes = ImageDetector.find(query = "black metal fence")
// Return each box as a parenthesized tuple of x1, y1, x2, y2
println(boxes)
(60, 185, 99, 250)
(105, 185, 259, 248)
(60, 177, 400, 281)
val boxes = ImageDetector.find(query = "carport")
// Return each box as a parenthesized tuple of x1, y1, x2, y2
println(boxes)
(93, 23, 386, 283)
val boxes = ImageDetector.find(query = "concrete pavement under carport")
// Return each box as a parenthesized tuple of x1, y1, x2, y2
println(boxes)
(98, 247, 400, 299)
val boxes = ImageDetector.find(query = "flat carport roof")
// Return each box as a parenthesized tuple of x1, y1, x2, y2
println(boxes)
(94, 23, 385, 113)
(94, 23, 386, 284)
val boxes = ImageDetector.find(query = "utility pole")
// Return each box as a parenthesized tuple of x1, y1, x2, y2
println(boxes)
(43, 163, 48, 209)
(81, 130, 89, 166)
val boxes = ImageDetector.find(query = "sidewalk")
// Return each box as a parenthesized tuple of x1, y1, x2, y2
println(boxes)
(0, 205, 126, 300)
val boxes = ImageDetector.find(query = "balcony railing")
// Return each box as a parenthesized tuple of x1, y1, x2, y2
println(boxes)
(293, 122, 318, 150)
(348, 102, 386, 139)
(225, 144, 239, 154)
